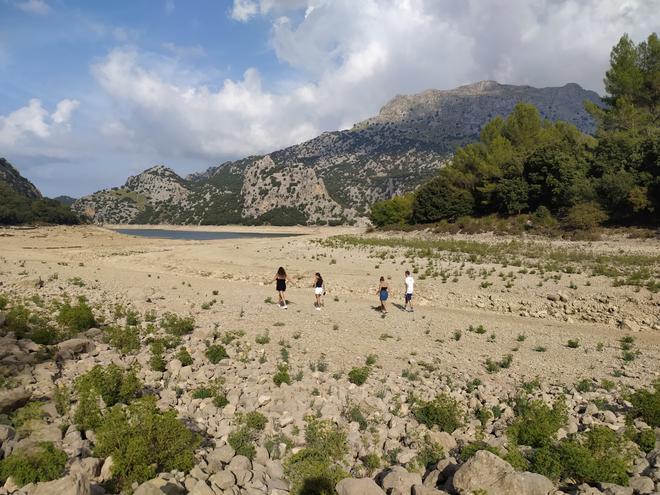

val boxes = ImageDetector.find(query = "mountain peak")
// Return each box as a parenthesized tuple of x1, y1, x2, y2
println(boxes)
(0, 157, 42, 200)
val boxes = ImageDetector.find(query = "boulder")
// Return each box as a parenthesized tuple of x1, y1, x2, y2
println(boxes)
(188, 480, 215, 495)
(412, 485, 451, 495)
(133, 478, 185, 495)
(336, 477, 386, 495)
(0, 387, 31, 414)
(31, 474, 90, 495)
(452, 450, 554, 495)
(382, 466, 423, 495)
(55, 338, 95, 361)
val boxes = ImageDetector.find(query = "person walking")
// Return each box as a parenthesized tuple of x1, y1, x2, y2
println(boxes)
(377, 276, 389, 314)
(404, 270, 414, 312)
(313, 272, 325, 310)
(273, 267, 293, 309)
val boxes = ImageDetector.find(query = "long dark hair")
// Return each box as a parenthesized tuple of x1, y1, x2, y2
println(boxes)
(277, 266, 287, 278)
(315, 272, 323, 284)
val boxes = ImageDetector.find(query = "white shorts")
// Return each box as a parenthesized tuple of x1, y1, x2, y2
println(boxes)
(314, 287, 324, 295)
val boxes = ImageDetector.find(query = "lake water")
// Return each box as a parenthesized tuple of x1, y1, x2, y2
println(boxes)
(112, 228, 301, 241)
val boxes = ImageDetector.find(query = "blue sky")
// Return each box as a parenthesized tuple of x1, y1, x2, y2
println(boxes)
(1, 0, 658, 197)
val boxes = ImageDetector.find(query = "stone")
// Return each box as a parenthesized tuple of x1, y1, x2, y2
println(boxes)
(600, 484, 633, 495)
(452, 450, 554, 495)
(427, 431, 457, 454)
(55, 338, 95, 361)
(0, 424, 16, 443)
(382, 466, 423, 495)
(336, 477, 386, 495)
(227, 455, 251, 472)
(0, 387, 31, 414)
(209, 470, 235, 490)
(70, 457, 102, 479)
(99, 456, 114, 482)
(188, 480, 215, 495)
(629, 476, 655, 494)
(31, 474, 91, 495)
(133, 478, 185, 495)
(208, 445, 235, 469)
(412, 485, 450, 495)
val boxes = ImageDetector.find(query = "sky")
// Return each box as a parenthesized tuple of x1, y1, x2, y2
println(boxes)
(0, 0, 658, 197)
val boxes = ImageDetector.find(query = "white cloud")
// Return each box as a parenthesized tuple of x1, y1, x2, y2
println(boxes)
(0, 98, 79, 147)
(230, 0, 309, 21)
(14, 0, 51, 15)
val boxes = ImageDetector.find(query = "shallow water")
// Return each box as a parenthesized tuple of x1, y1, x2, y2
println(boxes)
(112, 228, 301, 241)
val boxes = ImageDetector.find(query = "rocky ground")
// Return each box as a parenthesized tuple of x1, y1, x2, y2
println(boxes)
(0, 225, 658, 495)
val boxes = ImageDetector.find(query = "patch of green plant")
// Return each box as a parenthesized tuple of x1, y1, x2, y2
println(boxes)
(507, 396, 567, 448)
(255, 331, 270, 345)
(347, 366, 370, 386)
(413, 394, 463, 432)
(74, 364, 142, 431)
(160, 313, 195, 336)
(205, 344, 228, 364)
(175, 347, 193, 366)
(11, 402, 46, 433)
(103, 324, 140, 355)
(53, 385, 71, 416)
(149, 341, 166, 372)
(0, 442, 67, 487)
(576, 379, 595, 393)
(460, 441, 501, 461)
(365, 354, 378, 366)
(273, 363, 292, 387)
(415, 436, 444, 468)
(284, 416, 348, 495)
(627, 380, 660, 427)
(567, 339, 580, 348)
(227, 411, 268, 460)
(344, 405, 368, 431)
(362, 453, 380, 474)
(56, 300, 95, 332)
(94, 396, 199, 491)
(529, 426, 631, 485)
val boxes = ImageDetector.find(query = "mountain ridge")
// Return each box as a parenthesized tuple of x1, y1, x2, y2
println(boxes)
(0, 158, 42, 200)
(73, 80, 602, 226)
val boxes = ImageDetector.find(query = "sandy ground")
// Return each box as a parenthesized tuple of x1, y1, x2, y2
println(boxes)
(1, 225, 658, 391)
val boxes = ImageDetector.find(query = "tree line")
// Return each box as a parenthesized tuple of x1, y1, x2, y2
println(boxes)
(371, 33, 659, 231)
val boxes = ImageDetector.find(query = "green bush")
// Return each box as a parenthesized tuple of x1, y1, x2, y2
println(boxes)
(507, 397, 567, 447)
(273, 363, 292, 387)
(205, 344, 228, 364)
(176, 347, 193, 366)
(74, 364, 142, 431)
(160, 313, 195, 336)
(459, 441, 501, 462)
(370, 193, 414, 227)
(284, 416, 348, 495)
(414, 394, 463, 432)
(347, 366, 370, 386)
(11, 402, 46, 433)
(415, 437, 445, 468)
(0, 294, 8, 310)
(633, 428, 656, 453)
(56, 300, 96, 332)
(0, 442, 67, 487)
(94, 396, 199, 491)
(530, 427, 631, 485)
(244, 411, 267, 430)
(103, 325, 140, 355)
(4, 305, 31, 338)
(227, 411, 268, 460)
(562, 202, 608, 231)
(628, 380, 660, 427)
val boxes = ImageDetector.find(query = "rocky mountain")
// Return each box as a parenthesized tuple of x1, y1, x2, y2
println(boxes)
(0, 158, 42, 200)
(53, 195, 77, 207)
(73, 81, 602, 225)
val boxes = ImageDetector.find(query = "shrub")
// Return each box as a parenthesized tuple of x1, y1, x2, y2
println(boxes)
(175, 347, 193, 366)
(56, 300, 95, 332)
(460, 441, 501, 462)
(244, 411, 267, 430)
(628, 380, 660, 427)
(345, 405, 368, 431)
(273, 363, 292, 387)
(562, 202, 608, 231)
(4, 305, 31, 338)
(0, 442, 67, 487)
(507, 397, 567, 447)
(567, 339, 580, 348)
(347, 366, 370, 386)
(0, 294, 8, 310)
(103, 325, 140, 355)
(255, 332, 270, 345)
(284, 416, 348, 495)
(227, 411, 268, 460)
(192, 387, 214, 399)
(53, 385, 71, 416)
(362, 453, 380, 473)
(205, 344, 228, 364)
(370, 193, 414, 227)
(94, 396, 199, 491)
(414, 394, 463, 432)
(11, 402, 46, 432)
(530, 427, 630, 485)
(149, 341, 166, 372)
(415, 437, 445, 468)
(74, 364, 142, 431)
(160, 313, 195, 336)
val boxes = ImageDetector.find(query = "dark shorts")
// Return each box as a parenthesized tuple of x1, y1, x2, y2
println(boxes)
(405, 293, 413, 303)
(379, 290, 389, 302)
(276, 279, 286, 292)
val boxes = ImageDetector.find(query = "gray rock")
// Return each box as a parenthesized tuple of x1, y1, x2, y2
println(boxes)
(55, 338, 95, 361)
(133, 478, 185, 495)
(207, 445, 235, 469)
(382, 466, 423, 495)
(31, 474, 90, 495)
(209, 470, 235, 490)
(0, 387, 31, 414)
(452, 450, 554, 495)
(629, 476, 655, 494)
(188, 480, 215, 495)
(0, 424, 16, 443)
(600, 483, 633, 495)
(336, 478, 385, 495)
(412, 485, 450, 495)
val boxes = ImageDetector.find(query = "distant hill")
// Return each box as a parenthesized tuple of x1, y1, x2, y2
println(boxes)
(53, 196, 77, 207)
(0, 158, 79, 225)
(0, 158, 42, 200)
(73, 81, 602, 226)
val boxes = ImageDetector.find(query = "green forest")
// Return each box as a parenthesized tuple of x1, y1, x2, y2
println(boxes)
(371, 33, 659, 231)
(0, 182, 80, 225)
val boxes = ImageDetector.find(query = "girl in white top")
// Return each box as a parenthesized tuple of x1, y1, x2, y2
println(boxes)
(404, 270, 414, 312)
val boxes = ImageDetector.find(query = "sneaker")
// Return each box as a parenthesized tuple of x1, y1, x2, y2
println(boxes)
(283, 305, 288, 309)
(315, 306, 321, 311)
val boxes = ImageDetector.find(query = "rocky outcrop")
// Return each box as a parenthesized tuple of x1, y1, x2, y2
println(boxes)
(73, 81, 601, 226)
(0, 158, 42, 200)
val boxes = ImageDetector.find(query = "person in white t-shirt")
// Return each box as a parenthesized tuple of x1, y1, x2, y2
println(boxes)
(404, 270, 414, 312)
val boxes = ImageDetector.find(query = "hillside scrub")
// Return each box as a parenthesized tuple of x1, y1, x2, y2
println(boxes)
(413, 394, 463, 432)
(94, 396, 199, 491)
(375, 33, 659, 231)
(0, 442, 67, 487)
(0, 181, 80, 226)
